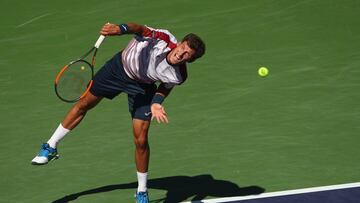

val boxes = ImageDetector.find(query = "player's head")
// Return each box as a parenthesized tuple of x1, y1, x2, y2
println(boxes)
(181, 33, 206, 63)
(167, 33, 205, 65)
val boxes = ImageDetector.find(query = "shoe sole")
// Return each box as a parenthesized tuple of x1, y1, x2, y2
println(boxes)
(31, 161, 47, 165)
(31, 155, 59, 165)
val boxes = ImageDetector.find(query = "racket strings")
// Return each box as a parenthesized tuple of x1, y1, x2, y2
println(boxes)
(56, 61, 92, 102)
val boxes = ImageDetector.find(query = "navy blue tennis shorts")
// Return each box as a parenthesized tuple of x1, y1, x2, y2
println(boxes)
(90, 52, 156, 121)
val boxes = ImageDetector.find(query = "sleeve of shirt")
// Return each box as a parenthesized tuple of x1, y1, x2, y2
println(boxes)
(142, 26, 177, 49)
(157, 83, 175, 96)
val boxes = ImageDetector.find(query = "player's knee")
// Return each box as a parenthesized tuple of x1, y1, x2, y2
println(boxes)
(134, 134, 149, 150)
(133, 119, 150, 150)
(76, 96, 99, 112)
(74, 100, 91, 114)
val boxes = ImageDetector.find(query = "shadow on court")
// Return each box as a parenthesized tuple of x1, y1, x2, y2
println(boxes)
(52, 174, 265, 203)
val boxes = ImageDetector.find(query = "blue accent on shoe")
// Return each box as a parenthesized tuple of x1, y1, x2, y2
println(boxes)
(38, 143, 58, 160)
(135, 191, 149, 203)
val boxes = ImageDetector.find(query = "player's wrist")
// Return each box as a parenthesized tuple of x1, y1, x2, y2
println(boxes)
(118, 23, 129, 35)
(151, 93, 165, 105)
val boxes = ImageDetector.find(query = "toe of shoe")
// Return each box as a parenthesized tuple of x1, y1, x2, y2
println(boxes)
(31, 156, 48, 165)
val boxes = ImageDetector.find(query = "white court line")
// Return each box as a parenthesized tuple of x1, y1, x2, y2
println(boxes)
(16, 13, 51, 28)
(183, 182, 360, 203)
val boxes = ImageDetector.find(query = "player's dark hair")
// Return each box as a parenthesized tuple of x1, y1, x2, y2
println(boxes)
(182, 33, 205, 63)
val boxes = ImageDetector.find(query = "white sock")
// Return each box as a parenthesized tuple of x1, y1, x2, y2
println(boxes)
(137, 171, 148, 192)
(47, 123, 70, 148)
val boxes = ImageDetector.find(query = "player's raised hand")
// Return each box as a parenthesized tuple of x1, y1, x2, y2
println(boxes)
(151, 103, 169, 124)
(100, 23, 121, 36)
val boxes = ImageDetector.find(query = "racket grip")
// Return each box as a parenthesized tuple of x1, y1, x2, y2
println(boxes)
(94, 35, 106, 48)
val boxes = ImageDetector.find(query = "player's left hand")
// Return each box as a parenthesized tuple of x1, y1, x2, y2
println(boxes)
(100, 23, 121, 36)
(151, 103, 169, 124)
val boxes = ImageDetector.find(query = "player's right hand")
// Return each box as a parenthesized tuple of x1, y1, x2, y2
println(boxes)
(100, 23, 121, 36)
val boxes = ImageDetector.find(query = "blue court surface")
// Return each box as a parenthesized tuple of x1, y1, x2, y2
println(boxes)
(185, 183, 360, 203)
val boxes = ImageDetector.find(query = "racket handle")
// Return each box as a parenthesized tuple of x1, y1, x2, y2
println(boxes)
(94, 35, 106, 48)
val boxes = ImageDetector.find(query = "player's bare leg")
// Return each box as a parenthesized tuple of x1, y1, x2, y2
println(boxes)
(31, 92, 102, 165)
(132, 118, 151, 201)
(62, 92, 103, 130)
(133, 119, 151, 173)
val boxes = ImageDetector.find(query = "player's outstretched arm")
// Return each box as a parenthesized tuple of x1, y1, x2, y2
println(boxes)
(100, 22, 150, 36)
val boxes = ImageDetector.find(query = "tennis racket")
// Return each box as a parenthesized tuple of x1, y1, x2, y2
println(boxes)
(54, 35, 106, 103)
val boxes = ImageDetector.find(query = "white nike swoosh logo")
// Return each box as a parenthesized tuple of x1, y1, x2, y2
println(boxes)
(145, 112, 152, 116)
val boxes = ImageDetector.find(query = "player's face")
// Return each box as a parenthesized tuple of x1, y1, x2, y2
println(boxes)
(167, 41, 196, 65)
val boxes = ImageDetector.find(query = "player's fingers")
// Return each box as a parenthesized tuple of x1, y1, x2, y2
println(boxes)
(158, 114, 168, 124)
(159, 115, 165, 123)
(100, 26, 109, 35)
(104, 22, 111, 28)
(102, 23, 112, 30)
(100, 30, 107, 35)
(161, 108, 167, 115)
(102, 24, 120, 35)
(163, 115, 169, 123)
(153, 114, 160, 123)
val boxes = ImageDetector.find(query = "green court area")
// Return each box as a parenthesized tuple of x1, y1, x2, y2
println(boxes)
(1, 0, 360, 202)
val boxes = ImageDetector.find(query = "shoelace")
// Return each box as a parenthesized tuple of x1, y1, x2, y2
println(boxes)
(39, 144, 56, 156)
(136, 192, 148, 202)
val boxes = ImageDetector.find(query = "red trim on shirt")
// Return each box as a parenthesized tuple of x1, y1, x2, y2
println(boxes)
(142, 27, 177, 49)
(142, 28, 153, 38)
(167, 41, 177, 49)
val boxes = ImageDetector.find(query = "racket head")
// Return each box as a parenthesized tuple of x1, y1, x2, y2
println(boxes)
(54, 59, 94, 103)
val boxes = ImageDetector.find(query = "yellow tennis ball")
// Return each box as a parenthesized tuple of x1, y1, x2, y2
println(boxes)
(258, 67, 269, 77)
(81, 66, 85, 71)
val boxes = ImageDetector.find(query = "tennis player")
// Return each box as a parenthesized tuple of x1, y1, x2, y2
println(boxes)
(31, 22, 205, 203)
